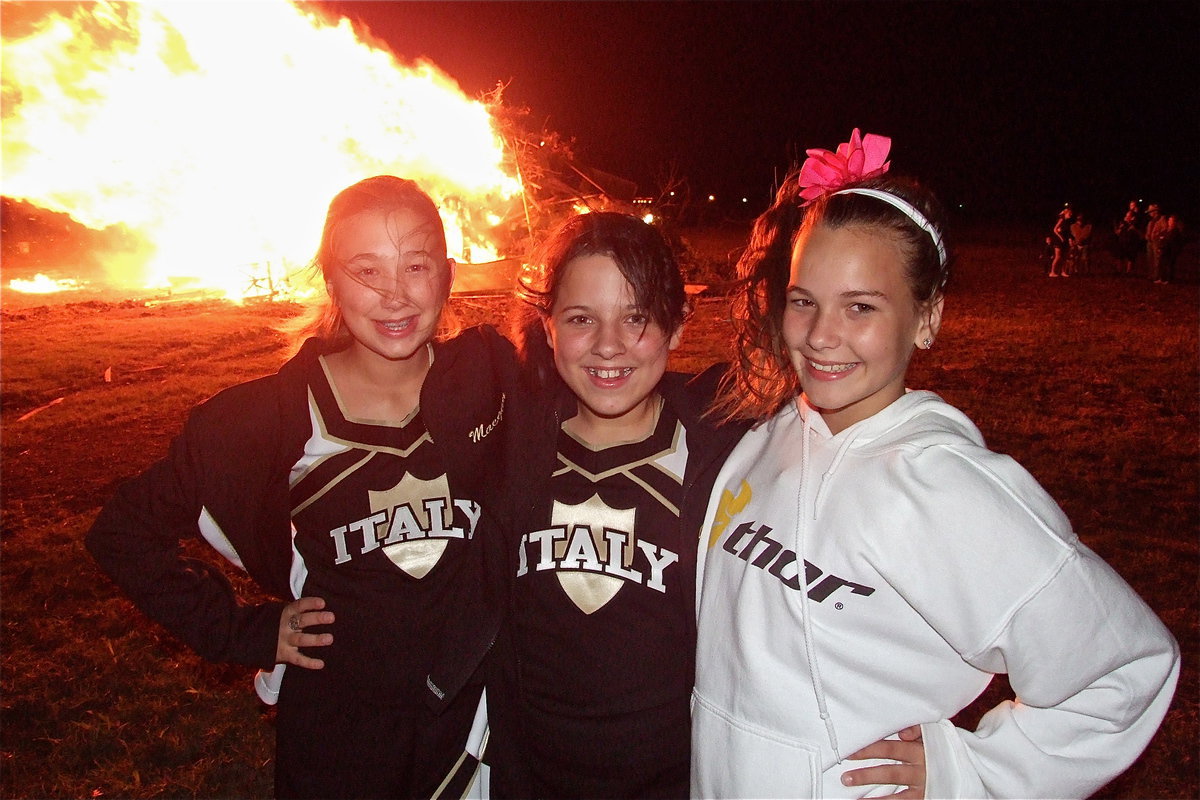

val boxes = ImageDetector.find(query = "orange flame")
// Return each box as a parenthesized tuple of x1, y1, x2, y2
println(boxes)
(2, 1, 523, 300)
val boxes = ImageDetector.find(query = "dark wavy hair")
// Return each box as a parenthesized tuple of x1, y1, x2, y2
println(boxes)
(711, 171, 950, 423)
(512, 211, 688, 392)
(289, 176, 451, 351)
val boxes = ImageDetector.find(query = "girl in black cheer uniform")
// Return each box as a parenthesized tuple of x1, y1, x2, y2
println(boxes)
(487, 212, 740, 798)
(87, 176, 515, 799)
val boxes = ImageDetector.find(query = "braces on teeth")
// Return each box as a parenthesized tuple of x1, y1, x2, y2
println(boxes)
(810, 361, 855, 373)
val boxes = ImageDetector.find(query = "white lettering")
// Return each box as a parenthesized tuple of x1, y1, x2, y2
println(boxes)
(382, 504, 426, 544)
(351, 512, 387, 554)
(331, 494, 483, 565)
(515, 524, 680, 595)
(329, 525, 351, 565)
(636, 540, 679, 592)
(602, 529, 643, 581)
(423, 498, 465, 539)
(528, 527, 563, 571)
(453, 499, 482, 538)
(468, 393, 506, 443)
(517, 532, 530, 576)
(560, 524, 603, 571)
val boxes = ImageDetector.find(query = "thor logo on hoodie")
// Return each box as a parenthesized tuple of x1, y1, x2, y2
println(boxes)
(722, 520, 875, 603)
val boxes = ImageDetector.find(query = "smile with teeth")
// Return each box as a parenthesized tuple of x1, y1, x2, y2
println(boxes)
(809, 360, 857, 374)
(377, 318, 414, 332)
(587, 367, 633, 379)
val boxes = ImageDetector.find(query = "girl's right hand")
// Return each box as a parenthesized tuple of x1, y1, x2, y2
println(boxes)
(840, 725, 925, 798)
(276, 596, 334, 669)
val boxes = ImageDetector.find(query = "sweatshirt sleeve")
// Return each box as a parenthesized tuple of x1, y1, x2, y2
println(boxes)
(85, 399, 286, 669)
(911, 453, 1181, 799)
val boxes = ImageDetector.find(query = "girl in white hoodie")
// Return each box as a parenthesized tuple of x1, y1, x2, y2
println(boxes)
(691, 130, 1179, 799)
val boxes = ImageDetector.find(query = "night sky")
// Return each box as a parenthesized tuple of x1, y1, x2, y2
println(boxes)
(316, 0, 1198, 223)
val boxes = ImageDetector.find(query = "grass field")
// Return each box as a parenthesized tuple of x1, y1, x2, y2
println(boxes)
(2, 224, 1197, 798)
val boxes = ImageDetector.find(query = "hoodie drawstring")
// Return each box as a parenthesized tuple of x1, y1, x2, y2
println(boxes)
(812, 430, 859, 521)
(797, 408, 842, 760)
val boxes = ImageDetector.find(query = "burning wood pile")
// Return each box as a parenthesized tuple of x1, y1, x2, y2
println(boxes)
(2, 1, 640, 304)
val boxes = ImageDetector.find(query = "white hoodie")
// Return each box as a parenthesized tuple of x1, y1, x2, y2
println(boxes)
(692, 391, 1178, 799)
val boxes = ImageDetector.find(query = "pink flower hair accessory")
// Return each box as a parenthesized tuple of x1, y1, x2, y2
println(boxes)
(797, 128, 891, 205)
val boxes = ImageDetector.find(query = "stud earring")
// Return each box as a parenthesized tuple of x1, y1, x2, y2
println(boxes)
(922, 337, 933, 349)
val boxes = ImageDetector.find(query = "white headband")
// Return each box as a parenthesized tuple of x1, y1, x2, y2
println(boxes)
(831, 187, 947, 267)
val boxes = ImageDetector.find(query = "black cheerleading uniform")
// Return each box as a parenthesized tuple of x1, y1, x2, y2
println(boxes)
(87, 327, 516, 799)
(473, 367, 748, 799)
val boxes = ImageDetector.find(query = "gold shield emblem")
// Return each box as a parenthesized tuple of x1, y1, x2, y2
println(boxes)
(369, 473, 454, 579)
(552, 493, 636, 615)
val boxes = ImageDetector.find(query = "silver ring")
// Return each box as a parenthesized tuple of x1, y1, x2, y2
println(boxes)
(288, 615, 302, 633)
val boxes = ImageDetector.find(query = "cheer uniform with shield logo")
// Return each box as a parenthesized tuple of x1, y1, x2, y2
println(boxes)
(478, 368, 746, 799)
(87, 327, 515, 800)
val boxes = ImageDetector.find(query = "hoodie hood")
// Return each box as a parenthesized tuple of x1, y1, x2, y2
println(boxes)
(797, 389, 986, 453)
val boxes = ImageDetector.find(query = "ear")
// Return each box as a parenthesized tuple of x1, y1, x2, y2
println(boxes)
(914, 295, 944, 349)
(668, 322, 685, 352)
(542, 314, 555, 352)
(445, 258, 457, 292)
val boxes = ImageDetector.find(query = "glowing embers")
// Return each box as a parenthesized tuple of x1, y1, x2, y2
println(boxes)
(8, 274, 81, 294)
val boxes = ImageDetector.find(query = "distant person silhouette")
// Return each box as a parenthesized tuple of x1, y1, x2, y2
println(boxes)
(1048, 205, 1074, 277)
(1158, 214, 1185, 284)
(1070, 212, 1094, 274)
(1145, 204, 1169, 282)
(1114, 200, 1144, 275)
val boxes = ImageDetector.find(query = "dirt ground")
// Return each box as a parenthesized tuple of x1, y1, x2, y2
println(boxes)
(2, 221, 1197, 798)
